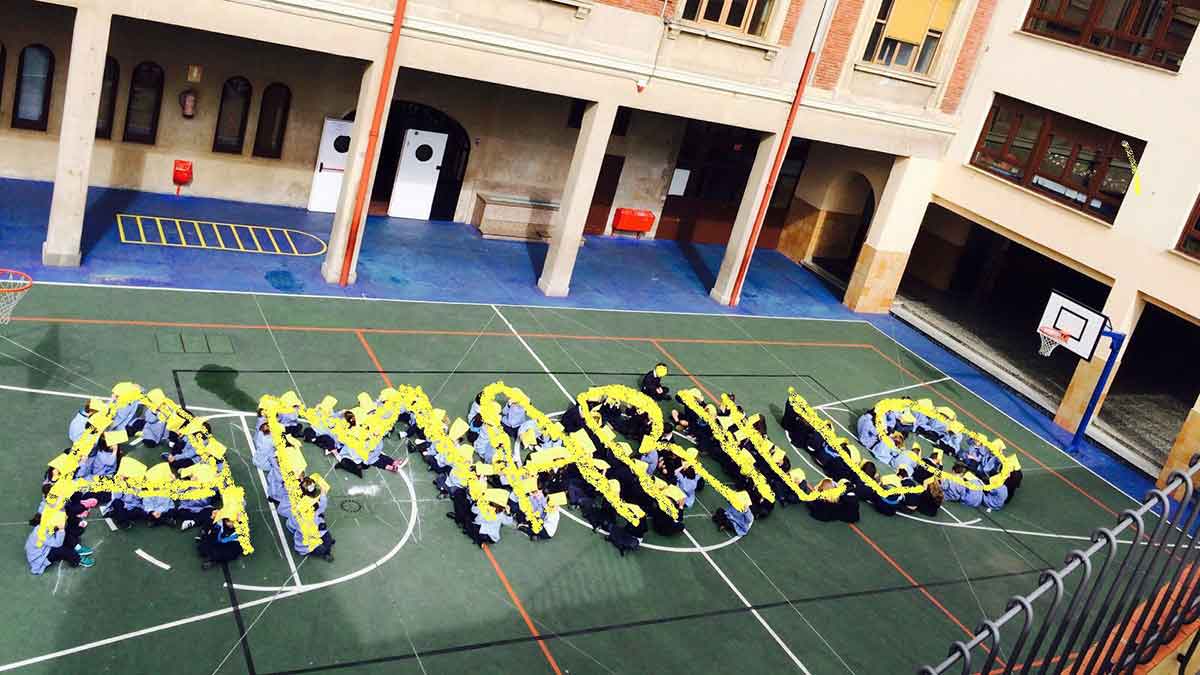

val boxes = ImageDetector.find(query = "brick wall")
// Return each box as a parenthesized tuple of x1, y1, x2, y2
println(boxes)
(940, 0, 998, 114)
(812, 0, 865, 89)
(593, 0, 806, 45)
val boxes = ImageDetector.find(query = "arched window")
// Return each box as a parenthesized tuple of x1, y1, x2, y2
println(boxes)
(96, 56, 119, 139)
(12, 45, 54, 131)
(252, 83, 290, 159)
(123, 61, 164, 144)
(213, 76, 252, 154)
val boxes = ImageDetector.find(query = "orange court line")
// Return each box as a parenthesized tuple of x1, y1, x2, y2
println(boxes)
(483, 543, 564, 675)
(849, 524, 980, 640)
(652, 340, 717, 402)
(354, 330, 561, 675)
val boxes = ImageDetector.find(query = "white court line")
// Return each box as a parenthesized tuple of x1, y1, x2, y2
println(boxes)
(865, 322, 1144, 504)
(134, 548, 171, 571)
(238, 415, 302, 587)
(814, 376, 952, 409)
(104, 518, 118, 532)
(494, 303, 809, 672)
(0, 382, 244, 416)
(684, 530, 811, 673)
(0, 469, 419, 671)
(32, 279, 868, 323)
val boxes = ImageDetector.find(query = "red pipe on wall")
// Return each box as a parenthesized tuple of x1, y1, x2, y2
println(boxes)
(727, 0, 836, 306)
(338, 0, 409, 287)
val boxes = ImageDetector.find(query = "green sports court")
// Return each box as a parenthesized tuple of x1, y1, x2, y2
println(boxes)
(0, 283, 1152, 674)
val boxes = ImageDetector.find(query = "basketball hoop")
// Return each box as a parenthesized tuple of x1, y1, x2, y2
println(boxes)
(0, 269, 33, 326)
(1037, 326, 1069, 357)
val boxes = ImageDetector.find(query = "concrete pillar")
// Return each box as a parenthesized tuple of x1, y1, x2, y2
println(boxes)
(41, 4, 113, 267)
(537, 100, 617, 297)
(843, 156, 939, 313)
(321, 59, 397, 285)
(709, 131, 783, 305)
(1157, 393, 1200, 496)
(1053, 281, 1143, 435)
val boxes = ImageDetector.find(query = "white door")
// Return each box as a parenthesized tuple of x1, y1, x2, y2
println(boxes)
(388, 129, 448, 220)
(308, 118, 355, 212)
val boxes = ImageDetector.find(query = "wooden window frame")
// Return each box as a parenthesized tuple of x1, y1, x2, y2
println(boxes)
(861, 0, 952, 74)
(681, 0, 776, 37)
(1177, 196, 1200, 259)
(12, 44, 54, 132)
(970, 94, 1144, 223)
(252, 82, 291, 159)
(212, 76, 252, 154)
(122, 61, 164, 145)
(1022, 0, 1197, 71)
(96, 56, 119, 140)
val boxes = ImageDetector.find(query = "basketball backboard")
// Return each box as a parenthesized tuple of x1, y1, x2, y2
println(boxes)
(1038, 291, 1110, 361)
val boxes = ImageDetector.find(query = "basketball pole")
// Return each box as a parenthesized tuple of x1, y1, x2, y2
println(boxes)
(1069, 327, 1126, 452)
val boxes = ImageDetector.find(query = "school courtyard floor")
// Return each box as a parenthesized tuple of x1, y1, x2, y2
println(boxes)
(0, 283, 1156, 674)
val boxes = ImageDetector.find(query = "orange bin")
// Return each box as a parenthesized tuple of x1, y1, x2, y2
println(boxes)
(611, 208, 655, 234)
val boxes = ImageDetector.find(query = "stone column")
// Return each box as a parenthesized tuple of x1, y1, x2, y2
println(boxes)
(1158, 394, 1200, 497)
(843, 156, 939, 313)
(1053, 281, 1142, 435)
(321, 59, 397, 285)
(41, 4, 113, 267)
(537, 100, 617, 297)
(709, 131, 783, 305)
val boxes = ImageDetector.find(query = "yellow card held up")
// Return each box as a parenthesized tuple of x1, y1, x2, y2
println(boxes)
(448, 418, 469, 441)
(48, 453, 75, 472)
(103, 429, 129, 447)
(146, 462, 174, 483)
(484, 488, 510, 505)
(117, 456, 148, 479)
(548, 492, 568, 507)
(44, 510, 67, 530)
(357, 393, 375, 409)
(475, 463, 496, 476)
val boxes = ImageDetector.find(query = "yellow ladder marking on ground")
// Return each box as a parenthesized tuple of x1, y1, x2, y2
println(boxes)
(115, 213, 327, 257)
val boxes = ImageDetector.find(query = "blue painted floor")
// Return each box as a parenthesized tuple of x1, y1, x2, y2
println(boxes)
(0, 177, 1154, 499)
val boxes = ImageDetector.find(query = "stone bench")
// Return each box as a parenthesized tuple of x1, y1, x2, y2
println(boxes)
(471, 192, 560, 242)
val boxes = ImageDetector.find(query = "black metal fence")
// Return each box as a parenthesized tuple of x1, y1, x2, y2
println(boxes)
(918, 457, 1200, 675)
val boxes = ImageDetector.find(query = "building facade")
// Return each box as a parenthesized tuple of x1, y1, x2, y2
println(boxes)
(2, 0, 1197, 477)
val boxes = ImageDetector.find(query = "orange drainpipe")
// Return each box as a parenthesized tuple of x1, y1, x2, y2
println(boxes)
(727, 0, 837, 306)
(339, 0, 409, 287)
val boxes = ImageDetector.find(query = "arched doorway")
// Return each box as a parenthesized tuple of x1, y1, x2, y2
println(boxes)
(811, 172, 875, 284)
(345, 101, 470, 221)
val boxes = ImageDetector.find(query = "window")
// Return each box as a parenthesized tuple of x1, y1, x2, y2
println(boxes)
(681, 0, 777, 37)
(123, 62, 164, 144)
(971, 94, 1144, 222)
(213, 76, 252, 154)
(1177, 197, 1200, 258)
(1023, 0, 1199, 71)
(0, 45, 6, 116)
(252, 83, 291, 159)
(12, 45, 54, 131)
(566, 101, 631, 136)
(862, 0, 957, 74)
(96, 57, 119, 139)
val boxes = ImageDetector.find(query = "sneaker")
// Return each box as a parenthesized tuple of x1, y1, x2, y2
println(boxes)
(78, 556, 95, 568)
(180, 519, 196, 530)
(74, 544, 94, 556)
(385, 461, 401, 473)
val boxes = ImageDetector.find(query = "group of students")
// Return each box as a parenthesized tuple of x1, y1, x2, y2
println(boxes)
(856, 398, 1022, 511)
(25, 397, 243, 574)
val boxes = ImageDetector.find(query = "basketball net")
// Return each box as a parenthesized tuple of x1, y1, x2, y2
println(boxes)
(0, 270, 33, 326)
(1037, 326, 1068, 357)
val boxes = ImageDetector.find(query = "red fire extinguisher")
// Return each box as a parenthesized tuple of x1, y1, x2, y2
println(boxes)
(173, 160, 193, 196)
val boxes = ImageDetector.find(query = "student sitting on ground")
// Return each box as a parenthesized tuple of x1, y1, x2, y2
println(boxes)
(712, 492, 755, 536)
(286, 475, 335, 562)
(806, 478, 860, 523)
(501, 399, 527, 439)
(641, 364, 670, 401)
(871, 474, 906, 516)
(25, 511, 94, 574)
(197, 514, 242, 570)
(941, 463, 984, 509)
(470, 501, 515, 547)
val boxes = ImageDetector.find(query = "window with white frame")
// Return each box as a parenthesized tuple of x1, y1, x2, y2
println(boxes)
(681, 0, 778, 37)
(861, 0, 958, 74)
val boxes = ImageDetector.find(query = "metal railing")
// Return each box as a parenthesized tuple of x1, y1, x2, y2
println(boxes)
(918, 456, 1200, 675)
